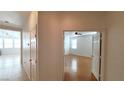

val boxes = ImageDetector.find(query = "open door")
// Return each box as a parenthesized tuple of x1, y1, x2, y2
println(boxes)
(30, 26, 37, 80)
(92, 32, 102, 80)
(23, 31, 31, 80)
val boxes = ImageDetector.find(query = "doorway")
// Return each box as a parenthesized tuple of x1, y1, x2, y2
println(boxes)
(0, 28, 28, 80)
(64, 31, 102, 81)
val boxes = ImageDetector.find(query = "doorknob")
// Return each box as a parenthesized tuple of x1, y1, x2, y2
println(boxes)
(29, 59, 32, 62)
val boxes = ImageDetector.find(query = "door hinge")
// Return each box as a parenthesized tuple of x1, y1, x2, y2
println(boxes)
(100, 33, 102, 40)
(35, 60, 37, 63)
(35, 34, 37, 38)
(99, 74, 101, 81)
(36, 24, 38, 31)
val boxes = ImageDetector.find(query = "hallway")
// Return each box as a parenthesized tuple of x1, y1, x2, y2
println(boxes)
(0, 55, 28, 81)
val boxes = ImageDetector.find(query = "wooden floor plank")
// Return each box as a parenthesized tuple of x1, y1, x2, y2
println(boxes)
(64, 54, 97, 81)
(0, 55, 29, 81)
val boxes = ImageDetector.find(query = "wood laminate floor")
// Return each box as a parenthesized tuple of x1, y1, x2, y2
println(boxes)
(0, 55, 28, 81)
(64, 54, 95, 81)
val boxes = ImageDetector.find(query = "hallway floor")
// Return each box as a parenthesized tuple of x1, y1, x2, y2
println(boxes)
(64, 54, 94, 81)
(0, 55, 29, 81)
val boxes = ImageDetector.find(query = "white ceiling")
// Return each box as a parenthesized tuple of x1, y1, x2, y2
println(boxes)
(0, 11, 31, 28)
(65, 31, 97, 37)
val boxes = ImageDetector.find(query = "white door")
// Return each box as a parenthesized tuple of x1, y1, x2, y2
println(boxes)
(92, 32, 101, 80)
(23, 31, 31, 80)
(30, 26, 37, 80)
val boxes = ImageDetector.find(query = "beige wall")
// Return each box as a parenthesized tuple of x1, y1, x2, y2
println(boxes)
(105, 12, 124, 80)
(38, 12, 106, 80)
(38, 12, 60, 80)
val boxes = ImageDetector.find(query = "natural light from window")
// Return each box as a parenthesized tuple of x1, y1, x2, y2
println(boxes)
(14, 39, 20, 48)
(0, 29, 21, 49)
(0, 38, 3, 48)
(4, 38, 13, 48)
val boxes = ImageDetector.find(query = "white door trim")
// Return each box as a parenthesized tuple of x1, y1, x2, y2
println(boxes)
(62, 27, 106, 81)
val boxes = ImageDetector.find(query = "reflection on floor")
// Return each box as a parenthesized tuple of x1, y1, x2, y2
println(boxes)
(64, 54, 94, 81)
(0, 55, 28, 81)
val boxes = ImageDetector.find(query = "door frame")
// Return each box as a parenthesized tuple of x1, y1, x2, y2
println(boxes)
(30, 11, 39, 81)
(0, 25, 23, 66)
(20, 30, 23, 66)
(35, 12, 39, 81)
(62, 27, 106, 81)
(30, 24, 39, 81)
(0, 27, 22, 66)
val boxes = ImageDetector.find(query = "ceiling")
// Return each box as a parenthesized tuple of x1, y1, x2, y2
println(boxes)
(65, 31, 97, 37)
(0, 11, 31, 28)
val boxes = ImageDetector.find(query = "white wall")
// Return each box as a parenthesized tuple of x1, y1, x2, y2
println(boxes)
(105, 12, 124, 80)
(38, 12, 106, 80)
(64, 34, 70, 55)
(70, 35, 93, 57)
(38, 12, 60, 80)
